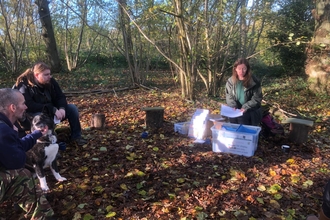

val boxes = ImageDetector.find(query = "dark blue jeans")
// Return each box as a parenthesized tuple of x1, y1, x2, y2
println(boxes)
(65, 104, 82, 140)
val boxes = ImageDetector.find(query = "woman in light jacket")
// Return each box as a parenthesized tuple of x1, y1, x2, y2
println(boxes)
(225, 58, 263, 126)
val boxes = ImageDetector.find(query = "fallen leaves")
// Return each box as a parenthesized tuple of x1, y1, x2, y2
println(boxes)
(2, 76, 330, 219)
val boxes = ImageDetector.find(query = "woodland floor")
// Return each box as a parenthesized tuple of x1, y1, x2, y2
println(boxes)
(0, 73, 330, 220)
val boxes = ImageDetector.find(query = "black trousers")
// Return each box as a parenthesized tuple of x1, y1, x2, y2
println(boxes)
(229, 108, 262, 126)
(323, 180, 330, 218)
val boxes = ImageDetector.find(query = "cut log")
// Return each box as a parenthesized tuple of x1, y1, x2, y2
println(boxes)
(282, 118, 314, 144)
(141, 107, 164, 131)
(91, 113, 106, 129)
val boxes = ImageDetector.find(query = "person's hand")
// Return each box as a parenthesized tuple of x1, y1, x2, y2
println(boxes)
(240, 108, 246, 113)
(58, 109, 66, 119)
(55, 109, 66, 120)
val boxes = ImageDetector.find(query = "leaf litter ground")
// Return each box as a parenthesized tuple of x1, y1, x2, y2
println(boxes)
(1, 77, 330, 220)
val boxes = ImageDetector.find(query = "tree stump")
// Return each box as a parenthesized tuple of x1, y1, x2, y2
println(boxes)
(141, 107, 164, 131)
(90, 113, 106, 129)
(282, 118, 314, 144)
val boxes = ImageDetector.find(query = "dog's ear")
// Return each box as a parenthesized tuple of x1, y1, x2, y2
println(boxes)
(42, 105, 53, 118)
(26, 113, 34, 122)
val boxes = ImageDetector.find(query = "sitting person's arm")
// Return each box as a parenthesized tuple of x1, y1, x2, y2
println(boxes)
(0, 125, 42, 170)
(51, 78, 68, 110)
(51, 78, 68, 120)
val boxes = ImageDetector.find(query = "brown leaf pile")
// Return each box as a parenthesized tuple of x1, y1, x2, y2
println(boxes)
(1, 82, 330, 220)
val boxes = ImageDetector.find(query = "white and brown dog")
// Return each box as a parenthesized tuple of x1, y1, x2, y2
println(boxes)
(26, 112, 67, 192)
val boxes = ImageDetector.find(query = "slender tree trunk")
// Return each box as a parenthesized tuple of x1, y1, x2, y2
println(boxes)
(173, 0, 194, 100)
(239, 0, 247, 57)
(0, 1, 29, 74)
(118, 0, 138, 86)
(35, 0, 61, 72)
(64, 0, 88, 71)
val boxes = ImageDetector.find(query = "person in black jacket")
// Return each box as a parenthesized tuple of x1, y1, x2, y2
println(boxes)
(0, 88, 55, 219)
(225, 58, 263, 126)
(307, 180, 330, 220)
(14, 62, 87, 146)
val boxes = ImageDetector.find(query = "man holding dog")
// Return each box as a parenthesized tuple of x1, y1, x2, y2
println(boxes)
(14, 62, 87, 146)
(0, 88, 55, 219)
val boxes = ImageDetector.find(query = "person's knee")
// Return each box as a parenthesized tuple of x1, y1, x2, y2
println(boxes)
(18, 168, 33, 179)
(6, 169, 34, 185)
(66, 104, 79, 118)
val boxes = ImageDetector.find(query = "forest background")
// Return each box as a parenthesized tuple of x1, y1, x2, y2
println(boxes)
(0, 0, 330, 219)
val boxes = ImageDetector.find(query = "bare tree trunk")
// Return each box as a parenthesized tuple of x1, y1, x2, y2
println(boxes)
(0, 1, 29, 74)
(64, 0, 91, 71)
(118, 0, 138, 86)
(173, 0, 194, 100)
(35, 0, 61, 72)
(239, 0, 247, 57)
(305, 0, 330, 94)
(204, 0, 211, 95)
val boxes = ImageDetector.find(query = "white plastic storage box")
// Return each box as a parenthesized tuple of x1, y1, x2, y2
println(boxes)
(174, 122, 191, 135)
(188, 109, 209, 139)
(211, 123, 261, 157)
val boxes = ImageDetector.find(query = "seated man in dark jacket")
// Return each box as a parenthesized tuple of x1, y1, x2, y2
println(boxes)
(0, 88, 55, 219)
(14, 62, 87, 146)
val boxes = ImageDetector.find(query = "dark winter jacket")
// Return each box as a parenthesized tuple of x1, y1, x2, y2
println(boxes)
(225, 75, 263, 111)
(225, 75, 263, 125)
(14, 77, 68, 116)
(0, 113, 42, 170)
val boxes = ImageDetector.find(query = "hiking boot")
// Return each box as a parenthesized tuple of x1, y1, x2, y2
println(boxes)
(73, 138, 88, 146)
(58, 142, 67, 151)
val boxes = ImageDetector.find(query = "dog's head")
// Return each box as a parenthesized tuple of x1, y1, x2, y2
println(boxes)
(31, 106, 54, 130)
(31, 113, 55, 131)
(31, 109, 57, 144)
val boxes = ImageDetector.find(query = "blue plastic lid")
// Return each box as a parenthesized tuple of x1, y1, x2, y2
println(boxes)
(222, 124, 257, 134)
(236, 125, 256, 134)
(222, 125, 237, 131)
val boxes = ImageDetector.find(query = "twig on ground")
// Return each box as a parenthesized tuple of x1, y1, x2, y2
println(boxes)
(64, 86, 138, 97)
(151, 86, 161, 91)
(136, 83, 153, 90)
(262, 99, 297, 117)
(113, 89, 118, 98)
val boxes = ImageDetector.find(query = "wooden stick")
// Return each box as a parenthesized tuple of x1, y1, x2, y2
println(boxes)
(262, 99, 297, 117)
(64, 86, 138, 97)
(135, 83, 153, 90)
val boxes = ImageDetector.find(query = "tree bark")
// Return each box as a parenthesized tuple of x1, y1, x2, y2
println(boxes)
(305, 0, 330, 94)
(173, 0, 195, 100)
(35, 0, 61, 73)
(0, 1, 29, 74)
(118, 0, 138, 86)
